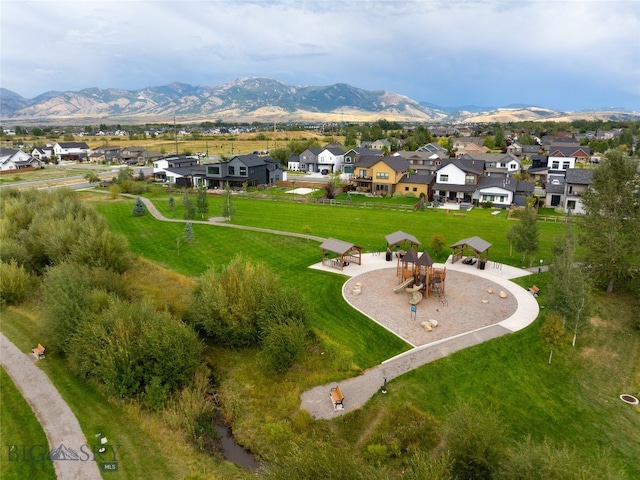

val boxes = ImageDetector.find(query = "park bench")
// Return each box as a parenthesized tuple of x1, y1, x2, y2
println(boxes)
(32, 343, 45, 359)
(529, 285, 540, 296)
(329, 385, 344, 409)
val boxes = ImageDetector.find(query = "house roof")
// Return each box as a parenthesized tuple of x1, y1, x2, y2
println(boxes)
(356, 155, 409, 172)
(439, 157, 485, 175)
(385, 231, 421, 248)
(548, 145, 591, 157)
(450, 236, 492, 254)
(417, 143, 447, 153)
(56, 141, 90, 149)
(565, 168, 594, 185)
(398, 173, 435, 185)
(319, 238, 359, 255)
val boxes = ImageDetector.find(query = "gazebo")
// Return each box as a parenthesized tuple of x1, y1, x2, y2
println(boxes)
(385, 230, 421, 261)
(319, 238, 363, 270)
(450, 236, 492, 269)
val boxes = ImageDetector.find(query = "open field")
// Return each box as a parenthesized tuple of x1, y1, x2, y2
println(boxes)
(2, 190, 638, 478)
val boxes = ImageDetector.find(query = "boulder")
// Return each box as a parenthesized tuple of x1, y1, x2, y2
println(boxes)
(486, 288, 493, 294)
(482, 299, 489, 304)
(499, 290, 508, 299)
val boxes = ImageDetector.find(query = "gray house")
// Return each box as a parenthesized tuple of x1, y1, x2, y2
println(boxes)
(205, 154, 283, 189)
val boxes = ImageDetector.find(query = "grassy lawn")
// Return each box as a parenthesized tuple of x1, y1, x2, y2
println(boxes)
(0, 368, 57, 480)
(3, 190, 638, 477)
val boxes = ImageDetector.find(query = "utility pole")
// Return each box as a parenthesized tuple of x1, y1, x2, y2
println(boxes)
(174, 116, 178, 155)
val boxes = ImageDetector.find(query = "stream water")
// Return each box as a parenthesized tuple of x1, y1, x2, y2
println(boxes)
(215, 425, 261, 471)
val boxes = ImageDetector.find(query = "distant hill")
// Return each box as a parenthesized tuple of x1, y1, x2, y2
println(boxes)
(1, 78, 638, 124)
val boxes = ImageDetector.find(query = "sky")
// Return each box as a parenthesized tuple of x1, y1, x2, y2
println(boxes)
(1, 0, 639, 111)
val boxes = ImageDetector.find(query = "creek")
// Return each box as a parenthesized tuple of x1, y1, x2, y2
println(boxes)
(215, 426, 261, 471)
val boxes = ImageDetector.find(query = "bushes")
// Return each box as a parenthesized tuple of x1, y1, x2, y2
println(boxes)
(0, 260, 36, 305)
(189, 256, 312, 372)
(70, 299, 201, 401)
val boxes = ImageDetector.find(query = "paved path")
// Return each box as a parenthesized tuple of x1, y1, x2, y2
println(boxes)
(1, 334, 103, 479)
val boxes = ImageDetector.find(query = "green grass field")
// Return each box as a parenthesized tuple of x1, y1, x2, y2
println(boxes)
(2, 190, 638, 478)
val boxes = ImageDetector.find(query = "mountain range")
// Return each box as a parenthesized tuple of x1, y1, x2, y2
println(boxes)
(1, 77, 638, 124)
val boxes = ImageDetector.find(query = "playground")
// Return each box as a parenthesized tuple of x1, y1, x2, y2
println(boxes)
(343, 266, 518, 347)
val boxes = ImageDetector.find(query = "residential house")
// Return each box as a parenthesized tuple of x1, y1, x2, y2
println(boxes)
(417, 143, 448, 154)
(460, 153, 521, 178)
(563, 168, 593, 214)
(317, 146, 345, 173)
(153, 155, 200, 182)
(397, 172, 435, 199)
(205, 154, 283, 189)
(343, 148, 381, 176)
(454, 141, 489, 158)
(0, 148, 41, 171)
(118, 146, 148, 165)
(432, 158, 484, 203)
(547, 155, 576, 172)
(31, 146, 54, 161)
(370, 139, 391, 151)
(298, 147, 323, 173)
(506, 142, 523, 157)
(94, 146, 122, 163)
(352, 155, 409, 195)
(393, 150, 443, 174)
(548, 145, 591, 162)
(545, 180, 565, 208)
(526, 155, 549, 184)
(53, 141, 91, 161)
(474, 177, 534, 208)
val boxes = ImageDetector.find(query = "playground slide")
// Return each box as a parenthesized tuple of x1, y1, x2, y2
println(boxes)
(393, 277, 414, 293)
(409, 291, 423, 305)
(405, 283, 424, 293)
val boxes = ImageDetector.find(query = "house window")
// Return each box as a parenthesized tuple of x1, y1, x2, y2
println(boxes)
(567, 200, 576, 210)
(207, 165, 220, 175)
(376, 172, 389, 179)
(440, 174, 449, 182)
(375, 184, 389, 192)
(413, 187, 418, 192)
(229, 166, 235, 175)
(359, 169, 367, 178)
(568, 185, 573, 194)
(405, 187, 409, 191)
(465, 175, 475, 184)
(562, 161, 571, 170)
(239, 166, 247, 176)
(552, 160, 559, 169)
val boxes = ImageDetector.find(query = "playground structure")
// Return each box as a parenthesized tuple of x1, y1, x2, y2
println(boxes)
(393, 247, 447, 304)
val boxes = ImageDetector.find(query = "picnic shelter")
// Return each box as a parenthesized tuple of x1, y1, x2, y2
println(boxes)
(320, 238, 363, 270)
(450, 236, 492, 269)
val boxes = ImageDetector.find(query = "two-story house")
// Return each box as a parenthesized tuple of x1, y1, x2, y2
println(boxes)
(153, 155, 200, 182)
(118, 146, 148, 165)
(563, 168, 593, 214)
(205, 154, 283, 189)
(432, 158, 485, 203)
(317, 146, 345, 174)
(94, 146, 122, 163)
(352, 155, 409, 195)
(342, 148, 382, 177)
(31, 146, 54, 161)
(53, 141, 91, 161)
(297, 147, 323, 172)
(460, 153, 521, 178)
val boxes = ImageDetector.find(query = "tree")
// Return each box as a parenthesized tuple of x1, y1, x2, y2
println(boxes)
(84, 171, 101, 185)
(547, 222, 591, 346)
(132, 196, 146, 216)
(196, 186, 209, 219)
(581, 150, 640, 293)
(508, 197, 539, 267)
(183, 222, 194, 243)
(168, 195, 176, 218)
(431, 234, 446, 260)
(539, 313, 569, 364)
(138, 169, 145, 181)
(220, 182, 235, 220)
(182, 192, 195, 220)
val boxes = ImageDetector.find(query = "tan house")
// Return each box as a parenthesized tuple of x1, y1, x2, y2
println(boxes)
(397, 172, 435, 199)
(352, 155, 409, 195)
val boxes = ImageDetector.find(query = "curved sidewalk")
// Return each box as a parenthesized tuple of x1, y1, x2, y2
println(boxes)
(1, 334, 103, 480)
(300, 256, 539, 420)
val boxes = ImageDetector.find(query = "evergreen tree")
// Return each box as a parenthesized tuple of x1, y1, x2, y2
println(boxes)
(168, 195, 176, 218)
(183, 222, 194, 243)
(132, 196, 146, 216)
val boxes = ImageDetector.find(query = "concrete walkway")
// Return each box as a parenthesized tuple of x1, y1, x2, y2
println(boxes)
(1, 334, 103, 479)
(301, 254, 540, 419)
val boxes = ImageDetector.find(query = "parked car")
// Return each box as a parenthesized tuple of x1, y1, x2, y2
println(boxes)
(321, 169, 329, 175)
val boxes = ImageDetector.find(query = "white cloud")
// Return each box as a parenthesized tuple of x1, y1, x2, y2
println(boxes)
(1, 0, 638, 110)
